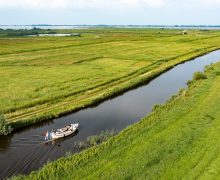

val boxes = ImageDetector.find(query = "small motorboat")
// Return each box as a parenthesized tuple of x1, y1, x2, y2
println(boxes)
(45, 123, 79, 141)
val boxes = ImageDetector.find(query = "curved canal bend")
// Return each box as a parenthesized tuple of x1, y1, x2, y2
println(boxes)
(1, 50, 220, 179)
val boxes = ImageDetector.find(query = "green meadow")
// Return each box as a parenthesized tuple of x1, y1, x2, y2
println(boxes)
(13, 51, 220, 180)
(1, 28, 220, 129)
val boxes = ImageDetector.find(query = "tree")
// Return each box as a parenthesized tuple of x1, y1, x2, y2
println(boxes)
(0, 113, 13, 135)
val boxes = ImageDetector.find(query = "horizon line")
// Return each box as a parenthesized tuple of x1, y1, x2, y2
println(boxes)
(1, 24, 220, 26)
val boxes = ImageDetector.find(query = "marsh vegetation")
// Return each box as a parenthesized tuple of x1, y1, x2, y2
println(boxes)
(1, 29, 220, 130)
(14, 62, 220, 179)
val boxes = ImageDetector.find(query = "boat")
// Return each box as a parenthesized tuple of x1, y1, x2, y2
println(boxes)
(45, 123, 79, 141)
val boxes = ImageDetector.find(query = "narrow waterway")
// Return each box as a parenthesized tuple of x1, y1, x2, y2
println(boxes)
(1, 50, 220, 179)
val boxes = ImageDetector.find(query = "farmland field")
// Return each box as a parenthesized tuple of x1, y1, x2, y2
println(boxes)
(1, 28, 220, 129)
(14, 60, 220, 179)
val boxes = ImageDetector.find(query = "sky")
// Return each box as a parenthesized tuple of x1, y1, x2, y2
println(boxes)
(0, 0, 220, 25)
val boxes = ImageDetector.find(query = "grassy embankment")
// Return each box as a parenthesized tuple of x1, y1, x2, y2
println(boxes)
(1, 29, 220, 129)
(13, 60, 220, 179)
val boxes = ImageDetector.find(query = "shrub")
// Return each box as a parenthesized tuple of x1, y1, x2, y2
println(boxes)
(0, 114, 13, 135)
(73, 130, 116, 150)
(215, 71, 220, 76)
(187, 72, 207, 87)
(193, 72, 207, 81)
(187, 80, 193, 87)
(153, 104, 163, 111)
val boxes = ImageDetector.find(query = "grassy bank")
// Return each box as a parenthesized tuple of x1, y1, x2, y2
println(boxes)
(1, 29, 220, 130)
(13, 61, 220, 179)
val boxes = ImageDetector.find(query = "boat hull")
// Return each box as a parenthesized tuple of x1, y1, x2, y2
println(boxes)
(45, 123, 79, 141)
(51, 129, 75, 140)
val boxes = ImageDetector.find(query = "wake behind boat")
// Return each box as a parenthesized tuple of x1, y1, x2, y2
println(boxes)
(45, 123, 79, 141)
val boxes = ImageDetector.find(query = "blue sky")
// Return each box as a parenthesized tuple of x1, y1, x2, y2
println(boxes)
(0, 0, 220, 25)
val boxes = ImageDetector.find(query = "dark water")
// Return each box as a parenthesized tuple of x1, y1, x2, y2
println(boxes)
(1, 50, 220, 179)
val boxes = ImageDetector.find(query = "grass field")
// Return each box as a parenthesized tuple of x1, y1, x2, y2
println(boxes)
(1, 28, 220, 129)
(13, 61, 220, 179)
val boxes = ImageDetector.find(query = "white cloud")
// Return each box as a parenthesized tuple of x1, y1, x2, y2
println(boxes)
(143, 0, 165, 8)
(1, 0, 220, 10)
(0, 0, 166, 9)
(204, 0, 220, 6)
(204, 0, 220, 3)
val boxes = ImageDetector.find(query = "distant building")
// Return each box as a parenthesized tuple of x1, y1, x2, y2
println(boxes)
(182, 30, 188, 35)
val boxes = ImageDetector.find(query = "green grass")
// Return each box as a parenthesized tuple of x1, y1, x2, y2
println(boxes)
(13, 61, 220, 180)
(1, 28, 220, 129)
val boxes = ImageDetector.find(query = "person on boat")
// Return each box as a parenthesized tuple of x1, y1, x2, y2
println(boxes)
(45, 131, 49, 140)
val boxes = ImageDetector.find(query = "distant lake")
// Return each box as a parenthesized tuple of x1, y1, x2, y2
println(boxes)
(27, 34, 73, 37)
(1, 25, 220, 30)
